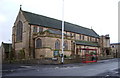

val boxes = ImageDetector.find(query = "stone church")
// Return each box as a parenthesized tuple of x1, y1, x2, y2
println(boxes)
(12, 8, 101, 61)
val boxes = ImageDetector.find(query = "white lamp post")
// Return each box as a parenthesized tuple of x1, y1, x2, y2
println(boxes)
(9, 39, 11, 63)
(61, 0, 64, 64)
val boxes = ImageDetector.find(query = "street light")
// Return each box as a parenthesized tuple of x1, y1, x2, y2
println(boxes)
(61, 0, 64, 64)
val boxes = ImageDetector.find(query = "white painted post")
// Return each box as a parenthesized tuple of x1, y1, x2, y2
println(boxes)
(61, 0, 64, 64)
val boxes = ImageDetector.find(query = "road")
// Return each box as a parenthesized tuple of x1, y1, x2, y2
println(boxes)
(2, 58, 120, 77)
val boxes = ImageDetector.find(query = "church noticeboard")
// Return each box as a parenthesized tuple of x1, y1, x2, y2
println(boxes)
(54, 50, 59, 56)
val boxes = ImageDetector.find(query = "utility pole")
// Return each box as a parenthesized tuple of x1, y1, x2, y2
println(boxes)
(61, 0, 64, 64)
(9, 40, 11, 63)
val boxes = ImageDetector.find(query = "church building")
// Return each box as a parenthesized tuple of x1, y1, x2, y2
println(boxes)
(12, 8, 101, 62)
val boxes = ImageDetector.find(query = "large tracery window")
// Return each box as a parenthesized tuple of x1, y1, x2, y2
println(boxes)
(35, 38, 42, 48)
(55, 40, 60, 50)
(16, 21, 23, 42)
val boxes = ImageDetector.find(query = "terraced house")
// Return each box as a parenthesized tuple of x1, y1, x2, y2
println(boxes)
(12, 8, 101, 62)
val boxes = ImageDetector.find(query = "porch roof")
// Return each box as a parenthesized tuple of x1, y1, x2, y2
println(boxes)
(75, 40, 99, 47)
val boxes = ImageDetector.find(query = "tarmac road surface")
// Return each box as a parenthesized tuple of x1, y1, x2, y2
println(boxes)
(2, 58, 120, 77)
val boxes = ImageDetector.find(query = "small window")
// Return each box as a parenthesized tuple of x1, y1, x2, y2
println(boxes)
(33, 26, 37, 32)
(74, 33, 76, 39)
(79, 34, 81, 40)
(81, 35, 83, 40)
(39, 27, 43, 32)
(35, 38, 42, 48)
(74, 33, 76, 37)
(106, 50, 110, 55)
(83, 35, 84, 40)
(95, 38, 97, 42)
(87, 36, 89, 41)
(90, 37, 92, 41)
(70, 33, 72, 37)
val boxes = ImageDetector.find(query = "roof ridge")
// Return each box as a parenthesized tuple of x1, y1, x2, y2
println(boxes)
(22, 10, 99, 37)
(65, 21, 92, 31)
(22, 10, 62, 22)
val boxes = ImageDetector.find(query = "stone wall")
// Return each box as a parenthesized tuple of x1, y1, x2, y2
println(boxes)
(12, 10, 30, 59)
(34, 36, 72, 58)
(35, 48, 53, 58)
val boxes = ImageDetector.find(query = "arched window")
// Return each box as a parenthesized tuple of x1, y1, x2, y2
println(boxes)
(64, 41, 68, 50)
(16, 21, 23, 42)
(55, 40, 60, 50)
(36, 38, 42, 48)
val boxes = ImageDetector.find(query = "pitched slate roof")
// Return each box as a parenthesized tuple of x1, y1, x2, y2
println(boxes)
(46, 29, 68, 36)
(22, 10, 99, 38)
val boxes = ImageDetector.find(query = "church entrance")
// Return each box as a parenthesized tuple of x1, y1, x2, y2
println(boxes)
(80, 48, 98, 63)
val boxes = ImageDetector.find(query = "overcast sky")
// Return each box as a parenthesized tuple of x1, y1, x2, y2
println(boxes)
(0, 0, 119, 44)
